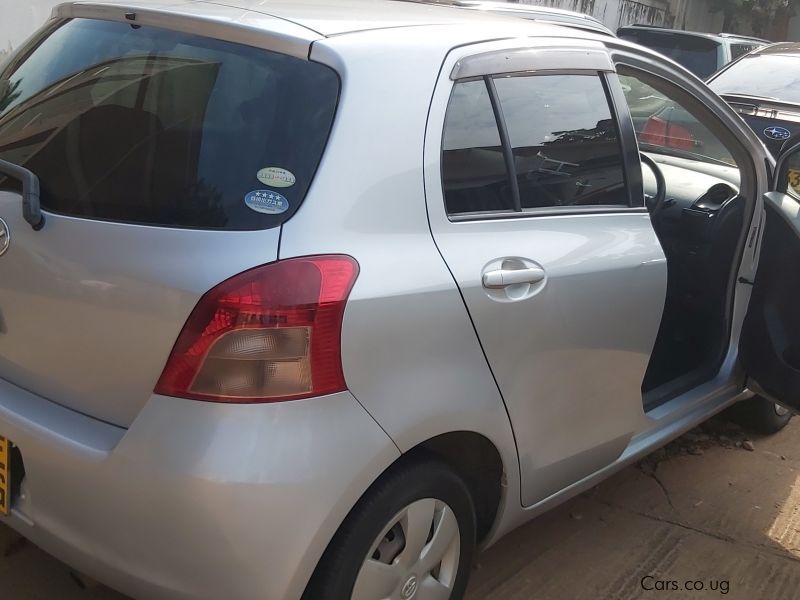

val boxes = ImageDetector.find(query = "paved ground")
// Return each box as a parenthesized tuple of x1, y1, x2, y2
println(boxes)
(467, 416, 800, 600)
(1, 415, 799, 599)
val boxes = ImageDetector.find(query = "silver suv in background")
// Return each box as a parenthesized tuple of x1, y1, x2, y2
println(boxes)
(2, 2, 800, 600)
(617, 25, 768, 78)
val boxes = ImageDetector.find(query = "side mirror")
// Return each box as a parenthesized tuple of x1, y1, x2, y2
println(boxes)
(0, 159, 44, 230)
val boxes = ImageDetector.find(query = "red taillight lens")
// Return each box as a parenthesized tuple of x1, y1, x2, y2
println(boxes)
(154, 255, 359, 403)
(641, 116, 695, 151)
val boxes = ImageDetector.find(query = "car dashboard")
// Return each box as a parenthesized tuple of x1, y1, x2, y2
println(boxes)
(642, 153, 741, 245)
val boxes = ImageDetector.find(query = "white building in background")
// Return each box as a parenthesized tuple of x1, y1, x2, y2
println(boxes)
(515, 0, 723, 32)
(671, 0, 724, 32)
(516, 0, 800, 39)
(0, 0, 59, 58)
(517, 0, 668, 28)
(0, 0, 794, 59)
(0, 0, 727, 60)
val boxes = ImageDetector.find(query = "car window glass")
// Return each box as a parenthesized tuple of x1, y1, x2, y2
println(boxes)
(619, 69, 739, 172)
(493, 74, 628, 209)
(618, 31, 722, 78)
(0, 18, 339, 230)
(711, 55, 800, 104)
(729, 43, 757, 60)
(442, 79, 513, 215)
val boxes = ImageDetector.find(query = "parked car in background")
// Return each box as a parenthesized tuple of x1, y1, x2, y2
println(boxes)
(617, 25, 768, 78)
(417, 0, 614, 36)
(708, 43, 800, 158)
(2, 2, 800, 600)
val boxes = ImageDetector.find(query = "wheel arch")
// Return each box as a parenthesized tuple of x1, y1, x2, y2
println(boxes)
(409, 430, 505, 544)
(302, 429, 509, 599)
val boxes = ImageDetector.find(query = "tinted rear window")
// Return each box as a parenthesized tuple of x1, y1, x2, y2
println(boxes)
(711, 55, 800, 104)
(0, 19, 339, 230)
(619, 31, 721, 78)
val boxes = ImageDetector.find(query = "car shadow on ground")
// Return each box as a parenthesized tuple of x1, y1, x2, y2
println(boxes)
(1, 415, 799, 600)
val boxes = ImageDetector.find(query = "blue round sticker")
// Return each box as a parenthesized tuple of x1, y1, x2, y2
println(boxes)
(244, 190, 289, 215)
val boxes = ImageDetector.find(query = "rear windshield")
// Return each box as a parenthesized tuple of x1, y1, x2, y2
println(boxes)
(0, 19, 339, 230)
(619, 31, 722, 79)
(711, 55, 800, 104)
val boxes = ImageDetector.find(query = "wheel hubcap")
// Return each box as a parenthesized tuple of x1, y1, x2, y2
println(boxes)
(351, 498, 461, 600)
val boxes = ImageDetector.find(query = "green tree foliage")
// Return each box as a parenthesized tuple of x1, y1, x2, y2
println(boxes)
(0, 79, 20, 113)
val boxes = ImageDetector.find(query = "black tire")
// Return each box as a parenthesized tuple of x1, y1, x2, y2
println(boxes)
(728, 395, 793, 435)
(303, 457, 477, 600)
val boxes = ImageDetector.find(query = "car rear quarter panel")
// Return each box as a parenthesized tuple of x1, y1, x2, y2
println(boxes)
(0, 382, 399, 600)
(279, 27, 522, 527)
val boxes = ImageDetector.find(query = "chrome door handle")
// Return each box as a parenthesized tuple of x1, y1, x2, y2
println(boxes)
(482, 266, 545, 289)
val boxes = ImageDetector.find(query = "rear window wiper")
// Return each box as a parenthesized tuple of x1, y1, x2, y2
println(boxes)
(0, 159, 44, 230)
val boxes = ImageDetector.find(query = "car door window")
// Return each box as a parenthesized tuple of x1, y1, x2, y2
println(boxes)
(493, 74, 628, 209)
(441, 72, 630, 217)
(442, 80, 514, 215)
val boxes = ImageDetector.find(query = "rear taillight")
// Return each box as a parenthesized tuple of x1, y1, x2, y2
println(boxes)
(155, 255, 359, 403)
(641, 116, 695, 151)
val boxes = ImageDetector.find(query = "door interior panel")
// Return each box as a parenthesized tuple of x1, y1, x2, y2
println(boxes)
(740, 194, 800, 407)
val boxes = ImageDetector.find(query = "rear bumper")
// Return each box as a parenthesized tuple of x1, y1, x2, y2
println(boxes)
(0, 377, 400, 600)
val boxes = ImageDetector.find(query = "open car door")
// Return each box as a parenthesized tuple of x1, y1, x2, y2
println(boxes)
(740, 138, 800, 409)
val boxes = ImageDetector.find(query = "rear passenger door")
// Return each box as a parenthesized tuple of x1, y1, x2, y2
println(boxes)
(424, 42, 667, 507)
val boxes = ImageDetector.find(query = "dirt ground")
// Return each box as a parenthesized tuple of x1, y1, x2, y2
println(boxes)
(1, 415, 799, 599)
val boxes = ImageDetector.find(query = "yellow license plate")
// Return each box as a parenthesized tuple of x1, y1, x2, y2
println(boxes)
(0, 437, 10, 516)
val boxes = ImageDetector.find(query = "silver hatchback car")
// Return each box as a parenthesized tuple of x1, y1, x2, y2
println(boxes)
(1, 2, 800, 599)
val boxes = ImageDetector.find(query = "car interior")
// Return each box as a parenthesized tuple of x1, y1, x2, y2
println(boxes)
(619, 67, 753, 409)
